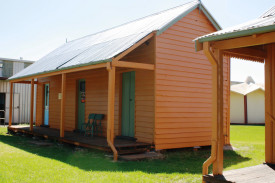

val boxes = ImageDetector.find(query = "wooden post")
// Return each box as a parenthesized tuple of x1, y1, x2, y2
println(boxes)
(107, 64, 116, 144)
(8, 82, 13, 126)
(60, 73, 66, 138)
(265, 43, 275, 164)
(30, 79, 34, 131)
(107, 63, 118, 161)
(272, 44, 275, 163)
(225, 57, 231, 145)
(212, 49, 224, 175)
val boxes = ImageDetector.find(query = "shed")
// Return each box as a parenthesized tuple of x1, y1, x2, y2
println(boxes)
(7, 0, 230, 159)
(195, 4, 275, 183)
(0, 57, 35, 124)
(230, 76, 265, 124)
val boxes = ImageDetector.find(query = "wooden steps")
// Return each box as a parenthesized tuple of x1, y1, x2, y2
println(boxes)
(116, 142, 151, 155)
(114, 135, 152, 155)
(119, 151, 164, 161)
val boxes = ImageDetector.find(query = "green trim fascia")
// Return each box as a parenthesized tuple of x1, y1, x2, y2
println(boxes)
(8, 59, 112, 81)
(198, 24, 275, 43)
(195, 40, 199, 52)
(157, 4, 198, 36)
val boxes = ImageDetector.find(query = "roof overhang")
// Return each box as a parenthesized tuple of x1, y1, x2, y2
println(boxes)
(195, 30, 275, 63)
(8, 60, 111, 82)
(197, 24, 275, 44)
(8, 31, 156, 82)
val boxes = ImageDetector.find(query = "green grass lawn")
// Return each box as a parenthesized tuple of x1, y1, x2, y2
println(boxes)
(0, 125, 264, 183)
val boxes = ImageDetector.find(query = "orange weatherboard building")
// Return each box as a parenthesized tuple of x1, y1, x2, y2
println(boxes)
(8, 1, 230, 160)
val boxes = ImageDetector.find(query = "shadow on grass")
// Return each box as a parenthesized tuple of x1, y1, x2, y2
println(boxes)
(0, 129, 250, 174)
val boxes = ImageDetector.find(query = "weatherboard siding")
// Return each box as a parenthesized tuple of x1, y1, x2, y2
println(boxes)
(135, 70, 154, 143)
(155, 8, 229, 150)
(36, 75, 62, 129)
(230, 92, 245, 124)
(35, 69, 154, 143)
(247, 90, 265, 124)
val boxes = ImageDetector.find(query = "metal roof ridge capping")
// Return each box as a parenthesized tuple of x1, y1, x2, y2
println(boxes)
(195, 5, 275, 44)
(9, 0, 220, 81)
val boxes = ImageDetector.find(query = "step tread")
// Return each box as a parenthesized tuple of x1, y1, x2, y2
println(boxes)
(119, 152, 164, 161)
(118, 148, 148, 155)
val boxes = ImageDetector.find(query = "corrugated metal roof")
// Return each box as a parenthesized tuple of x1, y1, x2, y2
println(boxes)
(196, 5, 275, 43)
(261, 5, 275, 18)
(231, 76, 264, 95)
(231, 82, 264, 95)
(11, 0, 219, 81)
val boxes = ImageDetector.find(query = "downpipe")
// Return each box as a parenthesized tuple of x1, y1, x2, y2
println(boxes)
(202, 141, 217, 183)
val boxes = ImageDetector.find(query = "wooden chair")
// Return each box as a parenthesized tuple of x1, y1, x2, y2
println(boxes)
(81, 113, 96, 136)
(94, 114, 104, 136)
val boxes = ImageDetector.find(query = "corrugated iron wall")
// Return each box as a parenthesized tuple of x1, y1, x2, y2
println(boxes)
(0, 61, 36, 124)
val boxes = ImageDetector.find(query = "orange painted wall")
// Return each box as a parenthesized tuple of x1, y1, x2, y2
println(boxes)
(35, 68, 154, 143)
(155, 8, 230, 149)
(35, 7, 230, 149)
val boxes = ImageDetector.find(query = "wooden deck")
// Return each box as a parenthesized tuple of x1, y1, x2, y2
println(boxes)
(8, 126, 151, 154)
(203, 164, 275, 183)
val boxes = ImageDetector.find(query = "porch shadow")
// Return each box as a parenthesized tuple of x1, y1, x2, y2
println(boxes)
(0, 131, 251, 174)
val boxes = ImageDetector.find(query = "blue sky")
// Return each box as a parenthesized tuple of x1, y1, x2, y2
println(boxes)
(0, 0, 274, 83)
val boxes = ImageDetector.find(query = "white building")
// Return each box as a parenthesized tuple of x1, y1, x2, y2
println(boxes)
(230, 76, 265, 124)
(0, 57, 36, 125)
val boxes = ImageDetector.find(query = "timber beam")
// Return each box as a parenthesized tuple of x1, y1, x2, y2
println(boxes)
(113, 31, 156, 62)
(9, 63, 107, 83)
(212, 31, 275, 50)
(224, 47, 267, 62)
(14, 81, 38, 84)
(112, 61, 155, 70)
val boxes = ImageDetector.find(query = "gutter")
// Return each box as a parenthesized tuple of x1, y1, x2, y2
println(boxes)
(8, 59, 112, 82)
(197, 24, 275, 43)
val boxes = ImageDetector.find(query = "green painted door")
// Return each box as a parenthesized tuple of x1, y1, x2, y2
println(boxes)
(77, 80, 86, 130)
(121, 71, 135, 137)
